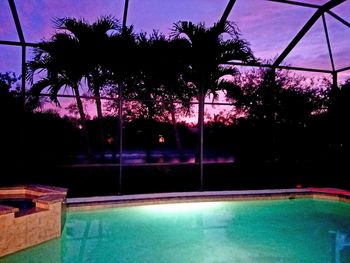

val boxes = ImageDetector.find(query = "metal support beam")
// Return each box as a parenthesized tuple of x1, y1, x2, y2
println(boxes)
(118, 0, 129, 194)
(219, 0, 237, 26)
(122, 0, 129, 33)
(226, 61, 333, 73)
(273, 0, 346, 67)
(327, 10, 350, 29)
(322, 14, 335, 71)
(0, 40, 38, 47)
(268, 0, 321, 9)
(336, 66, 350, 73)
(21, 45, 26, 105)
(199, 81, 205, 191)
(0, 40, 23, 47)
(332, 71, 338, 90)
(118, 85, 123, 195)
(8, 0, 25, 43)
(273, 9, 322, 66)
(9, 0, 28, 108)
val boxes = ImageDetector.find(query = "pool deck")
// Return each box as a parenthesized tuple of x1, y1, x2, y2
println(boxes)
(67, 188, 350, 211)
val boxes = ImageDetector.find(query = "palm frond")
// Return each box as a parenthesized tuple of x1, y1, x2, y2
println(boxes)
(53, 17, 90, 40)
(219, 39, 255, 63)
(94, 15, 120, 34)
(170, 21, 202, 42)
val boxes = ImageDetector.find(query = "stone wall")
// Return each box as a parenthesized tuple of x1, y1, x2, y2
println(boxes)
(0, 185, 67, 257)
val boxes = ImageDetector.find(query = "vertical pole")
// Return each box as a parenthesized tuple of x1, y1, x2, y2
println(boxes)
(330, 71, 338, 114)
(118, 0, 129, 195)
(332, 71, 338, 91)
(21, 45, 26, 107)
(122, 0, 129, 33)
(118, 85, 123, 195)
(271, 67, 276, 120)
(199, 81, 205, 191)
(270, 68, 277, 162)
(271, 67, 276, 78)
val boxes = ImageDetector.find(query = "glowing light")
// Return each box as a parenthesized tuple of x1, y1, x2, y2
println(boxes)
(141, 201, 222, 214)
(107, 136, 114, 145)
(158, 135, 165, 143)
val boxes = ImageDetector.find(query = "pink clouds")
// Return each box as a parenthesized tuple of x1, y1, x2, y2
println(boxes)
(127, 0, 227, 34)
(284, 18, 332, 70)
(230, 0, 317, 61)
(326, 13, 350, 70)
(1, 0, 350, 77)
(0, 46, 21, 73)
(332, 0, 350, 21)
(0, 1, 18, 41)
(228, 0, 350, 73)
(15, 0, 125, 42)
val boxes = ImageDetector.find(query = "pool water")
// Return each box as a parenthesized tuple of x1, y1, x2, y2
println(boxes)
(2, 199, 350, 263)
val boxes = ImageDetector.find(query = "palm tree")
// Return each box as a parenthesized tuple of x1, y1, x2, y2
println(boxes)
(112, 31, 194, 160)
(102, 25, 138, 161)
(53, 16, 120, 160)
(137, 32, 193, 152)
(27, 32, 92, 157)
(171, 21, 255, 164)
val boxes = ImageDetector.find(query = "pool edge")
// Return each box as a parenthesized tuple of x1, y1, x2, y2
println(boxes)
(66, 188, 350, 211)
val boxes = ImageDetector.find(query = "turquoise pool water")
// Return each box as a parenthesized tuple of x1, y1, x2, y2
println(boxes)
(2, 199, 350, 263)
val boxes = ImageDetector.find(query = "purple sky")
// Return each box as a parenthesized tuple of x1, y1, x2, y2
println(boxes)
(1, 0, 350, 121)
(0, 0, 350, 122)
(1, 0, 350, 75)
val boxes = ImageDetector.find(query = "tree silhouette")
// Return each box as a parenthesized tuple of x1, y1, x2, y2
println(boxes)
(226, 68, 324, 124)
(53, 16, 120, 160)
(27, 31, 92, 157)
(171, 20, 254, 161)
(325, 78, 350, 161)
(131, 32, 194, 152)
(0, 72, 24, 181)
(226, 68, 324, 163)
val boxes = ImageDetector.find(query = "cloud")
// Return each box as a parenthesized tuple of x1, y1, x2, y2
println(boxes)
(1, 0, 350, 76)
(0, 1, 19, 41)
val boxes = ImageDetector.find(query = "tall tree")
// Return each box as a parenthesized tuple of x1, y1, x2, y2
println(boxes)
(27, 32, 92, 157)
(132, 33, 194, 152)
(171, 21, 255, 161)
(53, 16, 120, 160)
(102, 25, 138, 159)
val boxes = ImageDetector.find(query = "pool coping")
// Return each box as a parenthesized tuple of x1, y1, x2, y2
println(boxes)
(0, 185, 68, 258)
(0, 185, 67, 216)
(67, 188, 350, 211)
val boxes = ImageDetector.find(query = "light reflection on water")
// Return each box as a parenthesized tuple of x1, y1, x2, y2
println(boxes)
(3, 199, 350, 263)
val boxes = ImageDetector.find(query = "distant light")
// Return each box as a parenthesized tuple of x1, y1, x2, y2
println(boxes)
(159, 135, 165, 143)
(78, 124, 83, 130)
(107, 136, 114, 145)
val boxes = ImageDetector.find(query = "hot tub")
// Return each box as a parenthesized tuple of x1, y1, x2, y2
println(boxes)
(0, 185, 67, 257)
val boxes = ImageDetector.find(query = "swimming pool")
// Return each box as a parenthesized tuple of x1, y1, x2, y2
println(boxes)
(1, 198, 350, 263)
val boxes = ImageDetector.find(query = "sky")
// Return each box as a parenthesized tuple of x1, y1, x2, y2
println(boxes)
(1, 0, 350, 120)
(1, 0, 350, 72)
